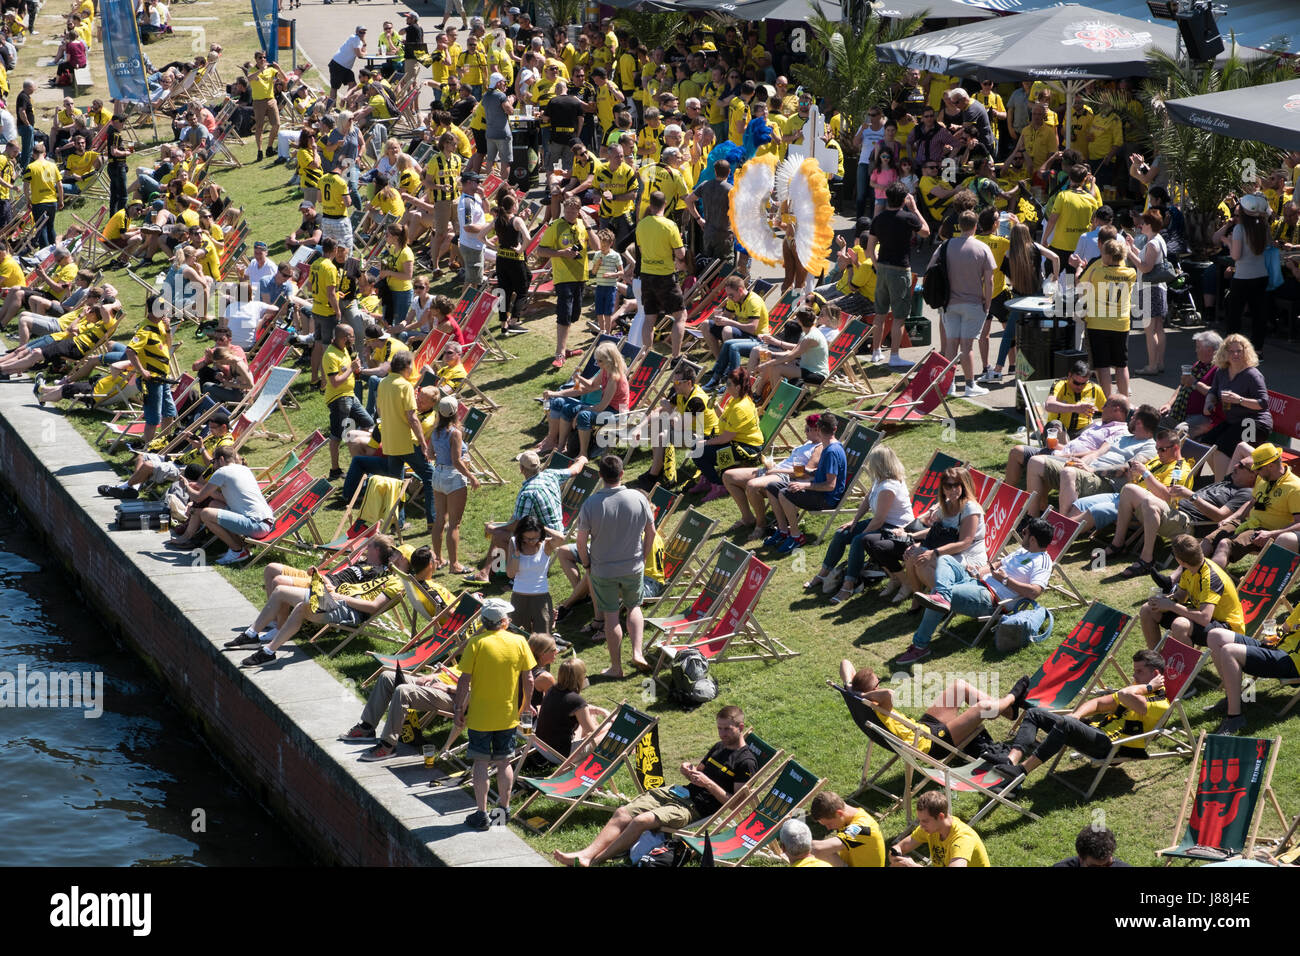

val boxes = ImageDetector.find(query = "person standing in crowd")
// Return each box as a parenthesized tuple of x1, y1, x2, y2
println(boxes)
(1077, 238, 1136, 396)
(930, 209, 995, 398)
(1214, 193, 1274, 350)
(536, 195, 589, 368)
(376, 351, 437, 534)
(427, 394, 480, 574)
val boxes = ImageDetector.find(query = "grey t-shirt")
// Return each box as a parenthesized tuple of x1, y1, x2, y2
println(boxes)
(696, 179, 733, 241)
(932, 235, 995, 308)
(209, 464, 273, 523)
(1093, 434, 1155, 472)
(576, 485, 655, 578)
(483, 90, 511, 139)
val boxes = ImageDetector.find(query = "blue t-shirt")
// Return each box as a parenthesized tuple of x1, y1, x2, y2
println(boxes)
(813, 440, 848, 507)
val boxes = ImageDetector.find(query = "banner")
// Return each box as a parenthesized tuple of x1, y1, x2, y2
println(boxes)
(251, 0, 279, 64)
(99, 0, 150, 106)
(632, 725, 664, 792)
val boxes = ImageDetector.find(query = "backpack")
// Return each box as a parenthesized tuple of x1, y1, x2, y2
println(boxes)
(921, 239, 951, 309)
(667, 648, 717, 707)
(636, 837, 690, 867)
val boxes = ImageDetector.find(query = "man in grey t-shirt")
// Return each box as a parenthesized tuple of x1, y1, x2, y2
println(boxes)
(482, 72, 514, 185)
(576, 455, 656, 679)
(180, 446, 274, 565)
(689, 159, 734, 263)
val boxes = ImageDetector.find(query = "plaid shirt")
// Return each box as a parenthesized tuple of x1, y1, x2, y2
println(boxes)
(513, 469, 569, 531)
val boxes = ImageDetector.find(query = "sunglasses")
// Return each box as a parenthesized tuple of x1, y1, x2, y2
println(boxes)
(1156, 444, 1177, 453)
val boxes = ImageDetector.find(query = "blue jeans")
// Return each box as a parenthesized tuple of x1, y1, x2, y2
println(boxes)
(32, 202, 56, 248)
(388, 449, 436, 522)
(342, 453, 388, 503)
(912, 554, 997, 649)
(357, 374, 383, 417)
(822, 519, 887, 582)
(385, 287, 412, 328)
(548, 396, 586, 421)
(142, 378, 179, 426)
(137, 171, 163, 199)
(708, 337, 759, 384)
(996, 314, 1028, 368)
(100, 343, 129, 365)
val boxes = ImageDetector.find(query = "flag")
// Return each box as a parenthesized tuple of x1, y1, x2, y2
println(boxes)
(632, 725, 664, 792)
(250, 0, 279, 64)
(99, 0, 150, 105)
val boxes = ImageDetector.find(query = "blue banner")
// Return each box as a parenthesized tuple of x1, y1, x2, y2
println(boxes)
(99, 0, 150, 105)
(251, 0, 279, 64)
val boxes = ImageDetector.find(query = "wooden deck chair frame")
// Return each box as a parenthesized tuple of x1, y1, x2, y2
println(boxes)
(1019, 378, 1053, 444)
(1030, 507, 1087, 610)
(364, 591, 485, 686)
(891, 735, 1041, 826)
(560, 467, 600, 534)
(647, 482, 682, 532)
(321, 476, 408, 550)
(1017, 601, 1137, 719)
(621, 356, 704, 469)
(642, 507, 718, 608)
(459, 404, 504, 485)
(1046, 632, 1204, 799)
(662, 734, 787, 841)
(848, 348, 958, 429)
(677, 759, 826, 866)
(244, 478, 334, 565)
(515, 703, 659, 834)
(909, 449, 966, 518)
(254, 429, 327, 486)
(644, 539, 749, 637)
(801, 423, 884, 543)
(229, 365, 301, 448)
(95, 374, 198, 448)
(1157, 732, 1286, 865)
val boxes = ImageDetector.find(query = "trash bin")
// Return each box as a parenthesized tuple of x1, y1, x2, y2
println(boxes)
(1053, 348, 1088, 380)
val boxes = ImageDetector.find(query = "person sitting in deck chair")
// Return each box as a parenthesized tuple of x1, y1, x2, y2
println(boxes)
(1004, 390, 1128, 491)
(552, 704, 758, 868)
(990, 648, 1167, 791)
(100, 411, 234, 500)
(839, 659, 1030, 756)
(255, 534, 407, 619)
(1204, 597, 1300, 736)
(890, 790, 990, 867)
(235, 537, 415, 668)
(1138, 533, 1244, 650)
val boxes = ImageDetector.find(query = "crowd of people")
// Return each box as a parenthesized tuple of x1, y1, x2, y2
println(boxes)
(3, 0, 1300, 867)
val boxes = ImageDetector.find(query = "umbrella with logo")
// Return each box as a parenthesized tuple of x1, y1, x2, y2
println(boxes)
(665, 0, 842, 23)
(1164, 78, 1300, 153)
(875, 4, 1257, 144)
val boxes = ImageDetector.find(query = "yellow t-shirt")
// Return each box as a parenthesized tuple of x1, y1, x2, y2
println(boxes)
(635, 215, 683, 276)
(539, 218, 589, 284)
(102, 208, 129, 242)
(636, 124, 663, 165)
(44, 260, 78, 296)
(458, 629, 537, 732)
(320, 173, 349, 217)
(636, 163, 687, 218)
(1021, 122, 1059, 172)
(719, 394, 763, 447)
(975, 233, 1011, 297)
(322, 344, 355, 405)
(1047, 378, 1106, 433)
(644, 531, 667, 584)
(248, 66, 278, 101)
(596, 160, 636, 219)
(727, 96, 749, 146)
(593, 82, 619, 130)
(436, 361, 467, 390)
(0, 254, 24, 287)
(457, 50, 489, 87)
(1047, 188, 1102, 251)
(792, 856, 832, 867)
(1137, 456, 1195, 496)
(1086, 112, 1124, 162)
(65, 150, 99, 180)
(724, 290, 770, 336)
(1177, 559, 1246, 633)
(0, 153, 14, 200)
(23, 158, 60, 205)
(1097, 689, 1170, 751)
(909, 817, 990, 867)
(383, 244, 414, 293)
(1078, 260, 1136, 332)
(833, 807, 886, 868)
(309, 257, 340, 318)
(371, 190, 405, 219)
(1241, 468, 1300, 532)
(376, 372, 418, 456)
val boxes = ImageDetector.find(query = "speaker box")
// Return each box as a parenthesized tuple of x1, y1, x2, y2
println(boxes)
(1177, 6, 1225, 62)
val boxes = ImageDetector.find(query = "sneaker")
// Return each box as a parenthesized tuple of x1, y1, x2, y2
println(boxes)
(916, 592, 951, 612)
(216, 549, 251, 566)
(1213, 714, 1246, 736)
(861, 565, 887, 581)
(888, 355, 913, 369)
(870, 349, 884, 365)
(327, 468, 344, 480)
(554, 604, 574, 624)
(763, 529, 788, 548)
(964, 384, 990, 398)
(338, 724, 376, 742)
(502, 324, 529, 336)
(224, 631, 263, 649)
(32, 374, 44, 404)
(551, 356, 565, 368)
(240, 648, 276, 667)
(947, 382, 959, 397)
(359, 742, 397, 761)
(255, 150, 264, 161)
(896, 644, 931, 665)
(464, 809, 490, 831)
(976, 368, 999, 384)
(777, 533, 806, 554)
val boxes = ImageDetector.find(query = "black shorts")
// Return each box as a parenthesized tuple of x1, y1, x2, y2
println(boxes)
(472, 130, 486, 155)
(641, 273, 684, 315)
(800, 368, 826, 385)
(920, 712, 954, 747)
(313, 311, 338, 344)
(40, 337, 83, 362)
(1159, 611, 1209, 647)
(989, 290, 1009, 322)
(47, 300, 67, 318)
(1086, 327, 1128, 370)
(328, 60, 356, 91)
(782, 488, 830, 511)
(1234, 634, 1300, 680)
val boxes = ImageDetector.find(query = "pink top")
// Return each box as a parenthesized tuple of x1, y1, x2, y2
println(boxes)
(871, 167, 899, 200)
(601, 371, 630, 412)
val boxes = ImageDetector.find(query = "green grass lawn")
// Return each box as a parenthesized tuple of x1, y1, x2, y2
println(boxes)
(12, 4, 1299, 867)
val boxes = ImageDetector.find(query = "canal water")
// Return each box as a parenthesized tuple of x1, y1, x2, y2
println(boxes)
(0, 500, 307, 866)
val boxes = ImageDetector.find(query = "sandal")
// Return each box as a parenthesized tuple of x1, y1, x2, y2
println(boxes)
(449, 564, 472, 575)
(1119, 559, 1154, 579)
(828, 584, 855, 606)
(803, 575, 825, 592)
(1102, 542, 1126, 560)
(726, 519, 755, 535)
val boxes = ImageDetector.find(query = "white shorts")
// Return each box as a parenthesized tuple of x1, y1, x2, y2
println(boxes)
(941, 301, 988, 340)
(141, 452, 183, 484)
(320, 214, 353, 250)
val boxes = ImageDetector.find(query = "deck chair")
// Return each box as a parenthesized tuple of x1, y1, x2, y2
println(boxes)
(625, 349, 669, 412)
(515, 703, 659, 833)
(818, 318, 877, 397)
(648, 483, 682, 531)
(677, 759, 825, 866)
(1018, 378, 1053, 444)
(1033, 507, 1087, 610)
(910, 450, 964, 517)
(801, 423, 883, 542)
(665, 734, 787, 839)
(645, 540, 750, 638)
(980, 480, 1035, 559)
(255, 429, 327, 487)
(644, 507, 718, 607)
(245, 478, 333, 565)
(460, 404, 503, 485)
(1047, 633, 1203, 799)
(95, 374, 197, 448)
(893, 739, 1041, 825)
(754, 379, 804, 456)
(309, 573, 410, 658)
(560, 467, 599, 531)
(1020, 601, 1136, 714)
(1157, 732, 1286, 864)
(321, 474, 406, 548)
(652, 554, 789, 670)
(365, 590, 484, 685)
(1235, 543, 1300, 639)
(230, 365, 299, 447)
(849, 349, 958, 429)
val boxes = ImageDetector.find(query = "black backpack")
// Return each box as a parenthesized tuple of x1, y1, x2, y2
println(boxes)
(667, 648, 718, 707)
(921, 239, 951, 310)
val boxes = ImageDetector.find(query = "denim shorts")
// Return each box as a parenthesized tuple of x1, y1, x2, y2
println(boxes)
(595, 284, 617, 316)
(548, 395, 586, 421)
(467, 727, 516, 761)
(430, 464, 467, 494)
(142, 378, 179, 427)
(216, 510, 275, 539)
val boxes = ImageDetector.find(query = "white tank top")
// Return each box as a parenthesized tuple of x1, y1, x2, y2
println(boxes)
(513, 547, 552, 595)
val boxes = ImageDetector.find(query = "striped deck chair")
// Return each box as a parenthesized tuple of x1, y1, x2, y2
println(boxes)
(678, 759, 825, 866)
(515, 702, 659, 833)
(365, 591, 484, 685)
(255, 429, 327, 489)
(1047, 633, 1204, 799)
(645, 540, 749, 638)
(245, 477, 334, 565)
(230, 365, 300, 447)
(560, 467, 600, 531)
(1158, 732, 1285, 864)
(849, 348, 958, 429)
(643, 507, 717, 608)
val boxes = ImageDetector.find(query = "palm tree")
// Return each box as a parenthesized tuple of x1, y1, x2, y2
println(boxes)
(613, 8, 694, 52)
(1139, 47, 1291, 256)
(536, 0, 586, 35)
(791, 4, 926, 149)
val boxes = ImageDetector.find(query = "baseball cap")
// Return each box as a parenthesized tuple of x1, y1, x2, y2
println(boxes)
(404, 10, 418, 18)
(508, 5, 520, 13)
(461, 170, 484, 182)
(299, 200, 315, 209)
(355, 25, 367, 34)
(253, 240, 267, 249)
(488, 72, 505, 89)
(518, 450, 541, 475)
(437, 395, 459, 418)
(1240, 193, 1271, 218)
(480, 598, 514, 627)
(151, 199, 165, 211)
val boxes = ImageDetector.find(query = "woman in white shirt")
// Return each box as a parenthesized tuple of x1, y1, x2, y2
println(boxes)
(806, 445, 913, 605)
(507, 516, 566, 634)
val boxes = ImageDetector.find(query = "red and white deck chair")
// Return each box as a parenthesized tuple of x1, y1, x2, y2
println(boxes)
(96, 374, 198, 449)
(1032, 507, 1087, 610)
(909, 450, 965, 518)
(645, 540, 753, 643)
(848, 348, 958, 430)
(255, 429, 327, 492)
(245, 477, 334, 565)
